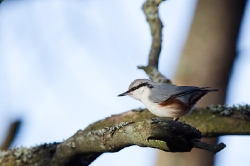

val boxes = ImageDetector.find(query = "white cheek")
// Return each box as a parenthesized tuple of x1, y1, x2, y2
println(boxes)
(131, 93, 140, 100)
(130, 88, 145, 100)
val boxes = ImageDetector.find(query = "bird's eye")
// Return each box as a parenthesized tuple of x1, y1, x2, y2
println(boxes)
(131, 87, 136, 91)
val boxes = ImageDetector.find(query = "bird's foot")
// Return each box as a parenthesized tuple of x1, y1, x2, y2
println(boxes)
(173, 117, 179, 121)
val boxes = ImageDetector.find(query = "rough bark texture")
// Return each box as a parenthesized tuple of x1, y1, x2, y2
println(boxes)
(156, 0, 246, 166)
(2, 104, 250, 165)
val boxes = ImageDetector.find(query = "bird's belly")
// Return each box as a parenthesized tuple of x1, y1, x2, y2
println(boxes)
(143, 102, 192, 118)
(140, 91, 192, 118)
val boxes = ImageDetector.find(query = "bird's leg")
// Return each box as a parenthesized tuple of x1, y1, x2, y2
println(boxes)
(173, 117, 179, 121)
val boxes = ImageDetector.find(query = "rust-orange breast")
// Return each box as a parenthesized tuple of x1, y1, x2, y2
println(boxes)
(159, 98, 191, 112)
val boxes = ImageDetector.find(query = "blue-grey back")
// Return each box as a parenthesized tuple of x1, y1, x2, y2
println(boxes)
(149, 83, 201, 103)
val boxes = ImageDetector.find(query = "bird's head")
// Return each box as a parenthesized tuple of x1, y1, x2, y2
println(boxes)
(118, 79, 154, 100)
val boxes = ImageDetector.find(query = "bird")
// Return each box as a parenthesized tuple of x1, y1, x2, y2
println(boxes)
(118, 79, 218, 121)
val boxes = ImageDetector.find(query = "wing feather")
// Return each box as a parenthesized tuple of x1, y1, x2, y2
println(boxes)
(149, 83, 217, 103)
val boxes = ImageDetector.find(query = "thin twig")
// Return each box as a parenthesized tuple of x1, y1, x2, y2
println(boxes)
(139, 0, 171, 83)
(142, 0, 163, 68)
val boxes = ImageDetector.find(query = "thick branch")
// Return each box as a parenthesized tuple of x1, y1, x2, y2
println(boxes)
(182, 105, 250, 136)
(52, 120, 210, 166)
(86, 105, 250, 136)
(0, 121, 223, 166)
(2, 104, 244, 166)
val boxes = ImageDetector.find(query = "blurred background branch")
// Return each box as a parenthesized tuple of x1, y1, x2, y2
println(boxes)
(0, 120, 21, 150)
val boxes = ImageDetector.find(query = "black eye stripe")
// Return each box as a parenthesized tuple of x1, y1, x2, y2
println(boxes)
(129, 82, 154, 92)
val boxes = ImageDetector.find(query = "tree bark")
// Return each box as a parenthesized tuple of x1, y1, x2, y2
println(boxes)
(2, 105, 250, 166)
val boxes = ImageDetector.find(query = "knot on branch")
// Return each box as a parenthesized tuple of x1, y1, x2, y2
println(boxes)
(148, 118, 202, 152)
(149, 119, 225, 153)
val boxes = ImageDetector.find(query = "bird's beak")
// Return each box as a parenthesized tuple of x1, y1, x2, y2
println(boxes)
(118, 91, 129, 97)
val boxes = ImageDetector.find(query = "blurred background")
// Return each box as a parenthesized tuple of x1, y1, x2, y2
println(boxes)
(0, 0, 250, 166)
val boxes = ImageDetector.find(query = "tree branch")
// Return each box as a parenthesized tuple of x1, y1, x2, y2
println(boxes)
(182, 105, 250, 137)
(0, 120, 21, 150)
(143, 0, 163, 68)
(0, 119, 224, 166)
(4, 104, 250, 165)
(139, 0, 171, 83)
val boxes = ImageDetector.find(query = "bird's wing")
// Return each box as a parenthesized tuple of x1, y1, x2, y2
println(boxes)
(149, 84, 216, 103)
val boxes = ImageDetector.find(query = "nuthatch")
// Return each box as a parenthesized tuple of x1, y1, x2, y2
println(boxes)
(118, 79, 218, 121)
